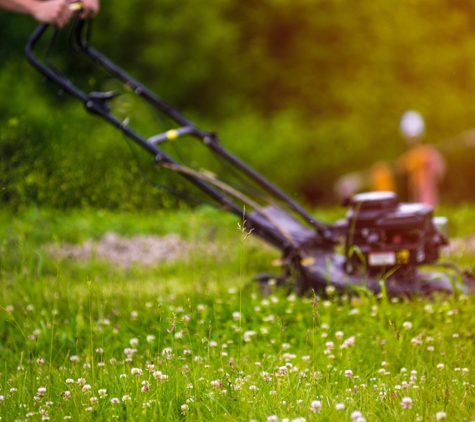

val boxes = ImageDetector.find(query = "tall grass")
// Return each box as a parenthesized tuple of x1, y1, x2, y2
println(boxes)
(1, 206, 475, 421)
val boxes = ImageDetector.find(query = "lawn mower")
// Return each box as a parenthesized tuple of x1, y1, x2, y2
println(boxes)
(25, 18, 475, 297)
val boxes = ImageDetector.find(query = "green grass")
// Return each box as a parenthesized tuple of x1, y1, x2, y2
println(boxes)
(1, 205, 475, 421)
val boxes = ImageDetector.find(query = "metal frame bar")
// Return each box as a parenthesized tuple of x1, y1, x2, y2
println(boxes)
(25, 21, 330, 250)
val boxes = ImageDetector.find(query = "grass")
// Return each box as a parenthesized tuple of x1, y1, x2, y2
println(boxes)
(1, 204, 475, 421)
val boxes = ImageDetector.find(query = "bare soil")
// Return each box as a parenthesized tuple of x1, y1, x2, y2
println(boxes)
(47, 232, 190, 269)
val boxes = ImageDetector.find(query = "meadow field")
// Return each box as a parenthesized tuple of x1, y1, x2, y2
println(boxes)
(2, 205, 475, 421)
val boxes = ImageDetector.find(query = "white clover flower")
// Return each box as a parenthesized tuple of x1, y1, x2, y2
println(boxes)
(436, 411, 447, 420)
(61, 391, 70, 400)
(401, 397, 412, 409)
(131, 368, 143, 376)
(351, 411, 363, 420)
(266, 416, 278, 422)
(146, 335, 155, 343)
(403, 321, 413, 330)
(181, 404, 189, 414)
(153, 370, 163, 379)
(70, 355, 80, 363)
(98, 389, 107, 398)
(335, 331, 344, 340)
(37, 387, 46, 397)
(345, 369, 353, 378)
(232, 312, 241, 321)
(210, 380, 222, 389)
(244, 331, 257, 342)
(122, 395, 131, 402)
(130, 338, 139, 348)
(311, 400, 322, 413)
(124, 348, 136, 358)
(110, 397, 120, 404)
(90, 397, 98, 404)
(162, 348, 173, 359)
(82, 384, 92, 393)
(65, 379, 74, 384)
(342, 336, 355, 348)
(335, 403, 344, 410)
(411, 338, 422, 346)
(77, 379, 86, 386)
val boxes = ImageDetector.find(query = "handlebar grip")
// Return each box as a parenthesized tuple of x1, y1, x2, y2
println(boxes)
(69, 2, 83, 12)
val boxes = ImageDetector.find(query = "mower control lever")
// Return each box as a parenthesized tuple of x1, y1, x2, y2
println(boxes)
(85, 91, 120, 114)
(69, 2, 84, 12)
(147, 126, 196, 145)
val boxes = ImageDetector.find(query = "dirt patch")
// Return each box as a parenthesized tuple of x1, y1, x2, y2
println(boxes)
(47, 232, 190, 269)
(449, 235, 475, 255)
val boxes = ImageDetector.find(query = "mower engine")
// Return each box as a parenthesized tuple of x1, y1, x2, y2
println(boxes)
(335, 192, 448, 276)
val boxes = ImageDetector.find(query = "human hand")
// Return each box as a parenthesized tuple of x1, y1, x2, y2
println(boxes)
(76, 0, 99, 19)
(31, 0, 73, 28)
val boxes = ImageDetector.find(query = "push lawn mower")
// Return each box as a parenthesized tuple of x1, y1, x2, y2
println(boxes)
(25, 18, 475, 297)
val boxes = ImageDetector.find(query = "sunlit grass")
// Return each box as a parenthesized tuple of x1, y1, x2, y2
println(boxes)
(1, 205, 475, 421)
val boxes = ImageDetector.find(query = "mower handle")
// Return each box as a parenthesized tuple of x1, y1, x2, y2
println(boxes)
(24, 18, 335, 246)
(25, 24, 89, 102)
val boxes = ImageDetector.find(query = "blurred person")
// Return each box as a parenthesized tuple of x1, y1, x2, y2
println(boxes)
(369, 161, 397, 193)
(0, 0, 99, 28)
(334, 161, 397, 201)
(396, 110, 446, 207)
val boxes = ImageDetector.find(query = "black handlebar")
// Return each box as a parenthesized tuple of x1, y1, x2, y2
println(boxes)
(24, 19, 334, 247)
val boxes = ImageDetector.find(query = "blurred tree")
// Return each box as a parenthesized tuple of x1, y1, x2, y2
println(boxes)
(2, 0, 475, 208)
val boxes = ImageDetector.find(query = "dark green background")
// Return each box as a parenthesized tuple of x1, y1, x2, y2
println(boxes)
(2, 0, 475, 209)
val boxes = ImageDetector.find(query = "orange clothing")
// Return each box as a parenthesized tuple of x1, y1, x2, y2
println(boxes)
(397, 144, 445, 207)
(369, 161, 397, 193)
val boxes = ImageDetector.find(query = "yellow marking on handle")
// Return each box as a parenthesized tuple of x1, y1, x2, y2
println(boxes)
(69, 2, 84, 11)
(166, 129, 179, 141)
(301, 257, 315, 267)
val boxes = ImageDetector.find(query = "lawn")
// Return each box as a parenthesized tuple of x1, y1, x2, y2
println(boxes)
(1, 205, 475, 421)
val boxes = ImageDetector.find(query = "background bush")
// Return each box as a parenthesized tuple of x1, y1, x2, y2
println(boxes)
(2, 0, 475, 210)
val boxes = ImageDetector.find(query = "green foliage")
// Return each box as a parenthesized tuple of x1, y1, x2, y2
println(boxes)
(2, 0, 475, 209)
(1, 206, 475, 420)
